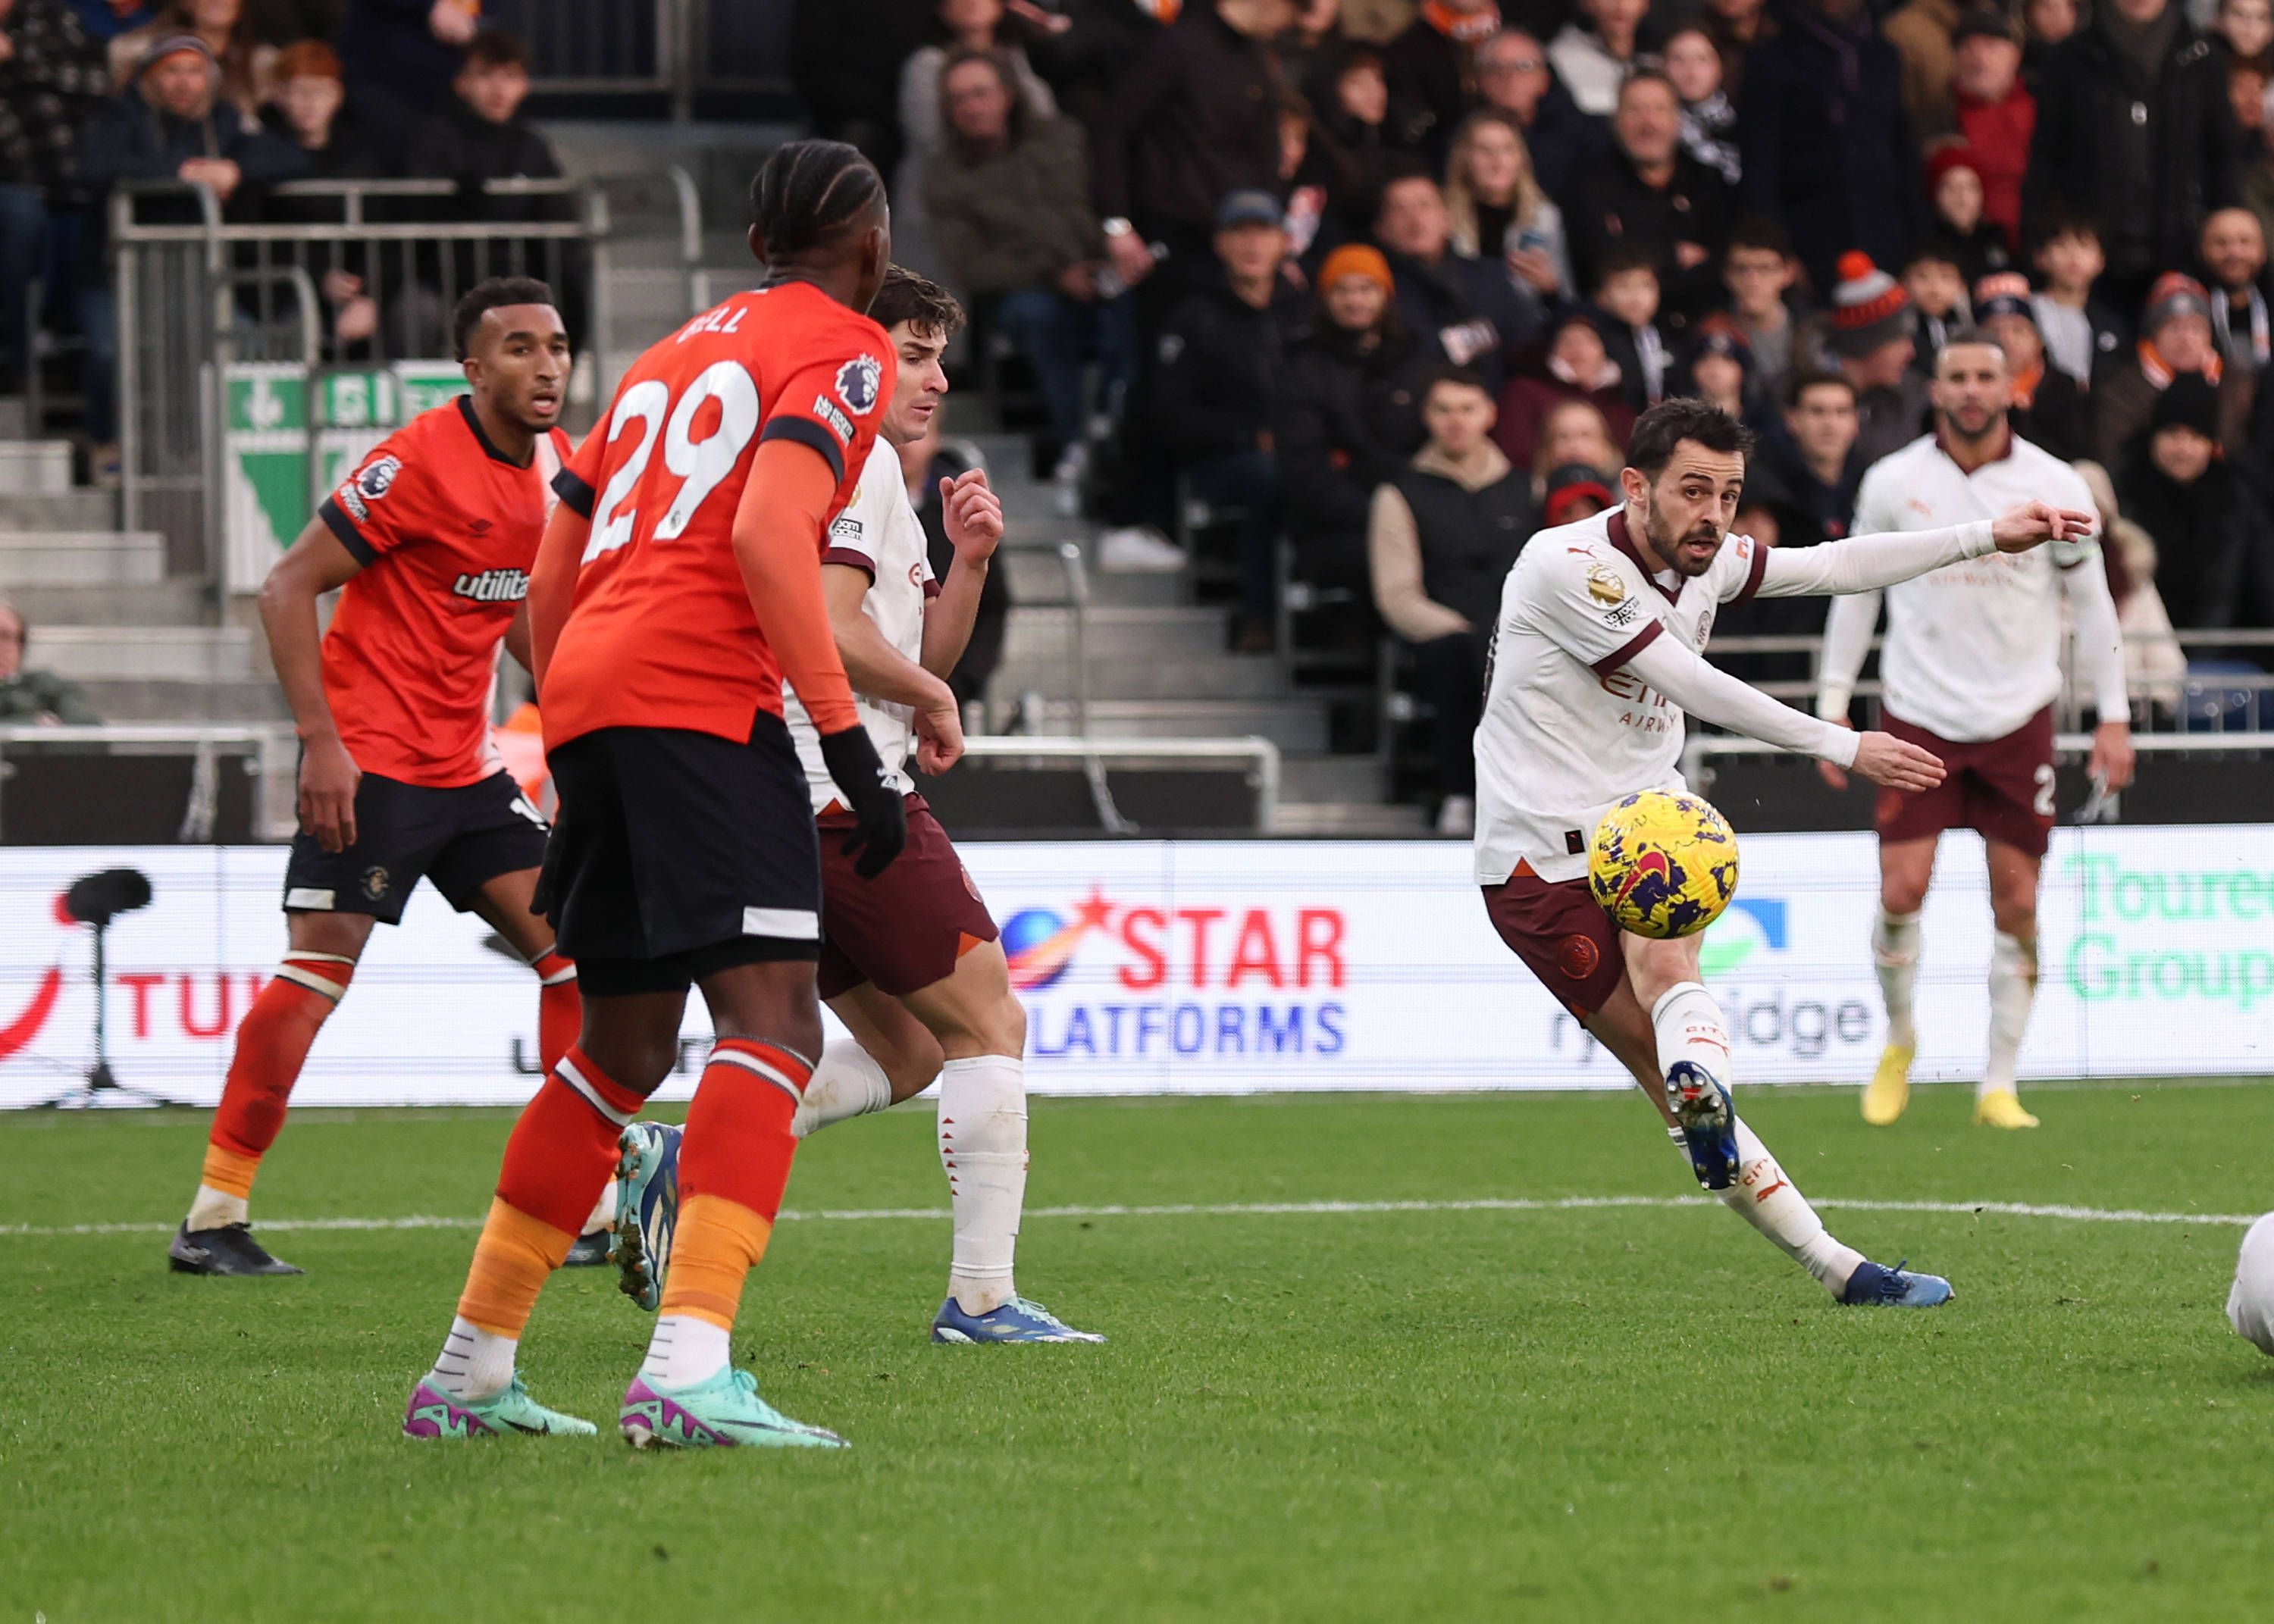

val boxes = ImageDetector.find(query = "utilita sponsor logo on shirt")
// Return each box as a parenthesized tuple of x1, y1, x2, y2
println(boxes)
(452, 568, 530, 603)
(999, 886, 1349, 1059)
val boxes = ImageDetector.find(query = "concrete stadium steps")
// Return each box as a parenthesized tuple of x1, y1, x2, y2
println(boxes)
(995, 652, 1289, 702)
(0, 441, 74, 495)
(1272, 800, 1433, 836)
(0, 488, 117, 530)
(0, 530, 165, 587)
(1001, 604, 1231, 664)
(8, 580, 209, 627)
(1072, 698, 1330, 755)
(1278, 753, 1389, 806)
(0, 396, 26, 438)
(77, 676, 289, 722)
(33, 626, 264, 684)
(998, 547, 1188, 608)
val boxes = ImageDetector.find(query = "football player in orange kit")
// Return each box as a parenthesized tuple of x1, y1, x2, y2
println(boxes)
(403, 141, 929, 1448)
(171, 277, 587, 1278)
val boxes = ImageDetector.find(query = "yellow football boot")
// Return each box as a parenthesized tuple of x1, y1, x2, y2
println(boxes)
(1975, 1090, 2040, 1130)
(1861, 1042, 1913, 1125)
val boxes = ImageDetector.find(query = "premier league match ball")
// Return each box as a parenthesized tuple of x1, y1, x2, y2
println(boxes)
(1587, 791, 1741, 940)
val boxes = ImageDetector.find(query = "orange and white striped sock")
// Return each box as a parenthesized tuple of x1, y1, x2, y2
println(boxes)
(428, 1047, 644, 1401)
(187, 951, 356, 1230)
(639, 1038, 811, 1389)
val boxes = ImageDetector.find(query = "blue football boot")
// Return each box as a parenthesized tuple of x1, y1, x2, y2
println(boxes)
(1665, 1060, 1740, 1191)
(1841, 1259, 1955, 1308)
(932, 1295, 1106, 1344)
(609, 1120, 682, 1313)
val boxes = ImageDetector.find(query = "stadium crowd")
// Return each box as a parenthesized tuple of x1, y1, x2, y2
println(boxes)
(5, 1, 2274, 710)
(0, 0, 565, 471)
(786, 0, 2274, 677)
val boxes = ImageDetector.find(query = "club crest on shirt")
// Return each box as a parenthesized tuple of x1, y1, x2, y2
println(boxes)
(835, 355, 883, 415)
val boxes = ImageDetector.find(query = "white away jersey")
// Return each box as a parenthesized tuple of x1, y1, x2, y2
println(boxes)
(1474, 507, 1771, 885)
(1840, 434, 2097, 742)
(785, 439, 938, 811)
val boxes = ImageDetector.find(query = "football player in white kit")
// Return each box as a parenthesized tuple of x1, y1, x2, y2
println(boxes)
(1815, 334, 2134, 1131)
(612, 268, 1101, 1344)
(1475, 398, 2095, 1306)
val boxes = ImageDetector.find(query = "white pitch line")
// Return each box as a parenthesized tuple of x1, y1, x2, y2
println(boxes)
(0, 1194, 2260, 1240)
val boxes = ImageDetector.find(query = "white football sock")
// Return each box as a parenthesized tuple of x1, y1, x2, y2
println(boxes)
(1872, 906, 1922, 1050)
(939, 1053, 1029, 1315)
(1982, 931, 2037, 1098)
(426, 1314, 516, 1403)
(186, 1184, 247, 1231)
(1674, 1119, 1865, 1298)
(639, 1314, 731, 1390)
(794, 1040, 897, 1139)
(1649, 981, 1733, 1094)
(581, 1180, 617, 1235)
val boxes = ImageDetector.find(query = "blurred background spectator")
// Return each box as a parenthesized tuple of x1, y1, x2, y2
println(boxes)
(2030, 212, 2128, 381)
(1821, 251, 1930, 462)
(926, 47, 1132, 506)
(1740, 0, 1923, 295)
(895, 0, 1058, 283)
(2198, 205, 2273, 374)
(1384, 0, 1501, 152)
(1546, 0, 1646, 118)
(1441, 108, 1569, 301)
(110, 0, 275, 129)
(1471, 27, 1591, 199)
(0, 0, 108, 393)
(1718, 221, 1806, 403)
(1367, 367, 1530, 834)
(2094, 271, 2255, 465)
(1567, 70, 1731, 322)
(1662, 25, 1740, 187)
(1373, 164, 1542, 390)
(1975, 270, 2094, 461)
(1276, 242, 1431, 612)
(2023, 0, 2241, 318)
(2114, 371, 2274, 627)
(1495, 308, 1636, 468)
(335, 0, 479, 118)
(1942, 8, 2032, 251)
(0, 599, 99, 724)
(1151, 188, 1303, 646)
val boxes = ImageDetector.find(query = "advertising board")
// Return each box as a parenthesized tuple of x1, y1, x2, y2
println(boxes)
(0, 831, 2265, 1109)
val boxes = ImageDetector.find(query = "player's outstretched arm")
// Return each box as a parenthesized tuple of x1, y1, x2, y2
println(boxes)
(919, 468, 1001, 683)
(525, 499, 590, 693)
(258, 518, 365, 853)
(2059, 547, 2137, 791)
(1752, 503, 2097, 599)
(821, 563, 964, 774)
(1623, 634, 1944, 791)
(733, 439, 907, 875)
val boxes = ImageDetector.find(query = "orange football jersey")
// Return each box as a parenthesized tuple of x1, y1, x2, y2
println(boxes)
(318, 396, 570, 787)
(543, 281, 894, 749)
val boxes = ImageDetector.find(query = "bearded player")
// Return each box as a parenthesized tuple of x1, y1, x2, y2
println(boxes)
(611, 268, 1101, 1345)
(169, 277, 587, 1278)
(402, 140, 918, 1448)
(1476, 396, 2095, 1306)
(1816, 332, 2132, 1131)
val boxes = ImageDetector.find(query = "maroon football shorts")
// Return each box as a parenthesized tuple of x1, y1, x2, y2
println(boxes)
(815, 795, 1001, 1000)
(1482, 859, 1624, 1018)
(1875, 704, 2056, 859)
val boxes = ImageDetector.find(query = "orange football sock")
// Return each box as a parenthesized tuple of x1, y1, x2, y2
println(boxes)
(654, 1039, 811, 1329)
(195, 954, 356, 1219)
(456, 1198, 576, 1337)
(532, 949, 581, 1074)
(456, 1047, 644, 1335)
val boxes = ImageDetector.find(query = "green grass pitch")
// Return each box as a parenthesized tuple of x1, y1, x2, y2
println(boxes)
(6, 1082, 2273, 1621)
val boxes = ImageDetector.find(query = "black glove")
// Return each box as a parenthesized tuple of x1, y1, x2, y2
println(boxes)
(818, 725, 907, 878)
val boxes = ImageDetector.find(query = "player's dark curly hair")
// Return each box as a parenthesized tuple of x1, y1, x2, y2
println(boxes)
(750, 139, 886, 258)
(867, 266, 965, 341)
(1625, 398, 1756, 477)
(450, 275, 557, 361)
